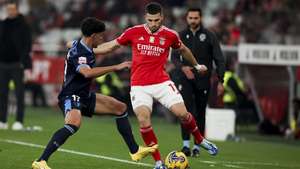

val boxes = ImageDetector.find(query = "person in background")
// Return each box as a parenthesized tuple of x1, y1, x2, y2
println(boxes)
(25, 82, 48, 107)
(289, 98, 300, 139)
(0, 1, 32, 130)
(95, 72, 125, 101)
(223, 57, 258, 124)
(171, 8, 225, 157)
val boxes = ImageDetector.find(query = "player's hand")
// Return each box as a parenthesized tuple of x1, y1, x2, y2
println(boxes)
(24, 69, 32, 82)
(217, 82, 224, 96)
(116, 61, 132, 70)
(181, 66, 195, 80)
(194, 64, 207, 74)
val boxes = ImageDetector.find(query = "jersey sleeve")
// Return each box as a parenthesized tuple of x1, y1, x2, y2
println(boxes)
(116, 28, 133, 46)
(171, 32, 182, 49)
(67, 53, 90, 73)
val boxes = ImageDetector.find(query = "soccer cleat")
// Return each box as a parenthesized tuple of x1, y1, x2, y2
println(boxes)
(130, 144, 158, 161)
(12, 121, 24, 131)
(192, 148, 200, 157)
(32, 160, 52, 169)
(153, 163, 167, 169)
(0, 122, 8, 130)
(200, 139, 218, 156)
(181, 146, 191, 157)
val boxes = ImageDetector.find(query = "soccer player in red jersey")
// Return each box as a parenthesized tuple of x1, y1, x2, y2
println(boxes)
(93, 2, 218, 169)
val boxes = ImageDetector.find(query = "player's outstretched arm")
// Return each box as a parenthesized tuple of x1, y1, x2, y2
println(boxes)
(93, 39, 121, 55)
(178, 44, 207, 72)
(79, 61, 131, 78)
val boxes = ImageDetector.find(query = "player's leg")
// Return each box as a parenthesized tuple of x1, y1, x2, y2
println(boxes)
(130, 86, 164, 168)
(176, 79, 195, 156)
(0, 66, 10, 129)
(11, 67, 25, 130)
(194, 88, 210, 136)
(158, 81, 218, 156)
(93, 93, 127, 115)
(33, 96, 81, 169)
(92, 93, 156, 161)
(134, 105, 164, 168)
(192, 88, 210, 156)
(170, 103, 218, 155)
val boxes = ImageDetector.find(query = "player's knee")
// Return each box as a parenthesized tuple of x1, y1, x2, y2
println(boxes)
(65, 119, 81, 128)
(136, 114, 151, 127)
(170, 104, 189, 121)
(171, 109, 187, 120)
(119, 102, 127, 113)
(114, 102, 127, 115)
(177, 112, 188, 121)
(65, 111, 82, 127)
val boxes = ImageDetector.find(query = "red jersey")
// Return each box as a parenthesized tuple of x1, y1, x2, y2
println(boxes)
(117, 24, 182, 86)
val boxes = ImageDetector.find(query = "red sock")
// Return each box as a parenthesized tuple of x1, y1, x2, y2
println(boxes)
(140, 126, 161, 161)
(181, 113, 204, 144)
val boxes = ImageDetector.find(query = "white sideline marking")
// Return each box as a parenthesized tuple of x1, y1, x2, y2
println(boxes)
(223, 164, 245, 169)
(1, 139, 299, 169)
(200, 161, 246, 169)
(200, 159, 300, 168)
(0, 139, 153, 167)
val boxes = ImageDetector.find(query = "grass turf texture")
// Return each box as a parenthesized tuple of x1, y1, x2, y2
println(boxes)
(0, 107, 300, 169)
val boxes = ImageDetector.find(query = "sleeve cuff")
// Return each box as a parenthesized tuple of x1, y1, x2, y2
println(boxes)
(76, 64, 90, 72)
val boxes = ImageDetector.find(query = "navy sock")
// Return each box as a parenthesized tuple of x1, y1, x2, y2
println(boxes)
(115, 112, 139, 154)
(38, 124, 78, 161)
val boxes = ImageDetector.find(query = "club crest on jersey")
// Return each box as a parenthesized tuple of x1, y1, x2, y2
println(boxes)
(199, 33, 206, 41)
(159, 37, 166, 45)
(149, 36, 155, 43)
(78, 57, 87, 64)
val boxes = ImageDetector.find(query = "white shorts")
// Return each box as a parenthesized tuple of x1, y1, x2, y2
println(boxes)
(130, 80, 184, 111)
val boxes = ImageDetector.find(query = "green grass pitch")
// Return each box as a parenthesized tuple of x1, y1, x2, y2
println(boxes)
(0, 107, 300, 169)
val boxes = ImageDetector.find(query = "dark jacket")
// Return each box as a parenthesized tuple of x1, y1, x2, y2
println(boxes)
(171, 26, 225, 89)
(0, 14, 32, 69)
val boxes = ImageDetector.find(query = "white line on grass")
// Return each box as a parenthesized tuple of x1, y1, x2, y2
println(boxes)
(223, 164, 246, 169)
(199, 159, 300, 169)
(200, 161, 246, 169)
(1, 139, 299, 169)
(0, 139, 153, 167)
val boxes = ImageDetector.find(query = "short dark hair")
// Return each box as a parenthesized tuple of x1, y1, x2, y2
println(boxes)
(6, 0, 19, 6)
(187, 8, 202, 17)
(145, 2, 163, 15)
(80, 17, 105, 37)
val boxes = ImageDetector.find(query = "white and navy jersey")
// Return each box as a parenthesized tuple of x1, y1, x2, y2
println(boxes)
(58, 39, 96, 99)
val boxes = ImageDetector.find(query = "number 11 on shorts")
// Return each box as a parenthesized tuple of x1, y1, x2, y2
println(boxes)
(168, 83, 179, 94)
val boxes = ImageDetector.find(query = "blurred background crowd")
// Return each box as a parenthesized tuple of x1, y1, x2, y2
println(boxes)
(1, 0, 300, 49)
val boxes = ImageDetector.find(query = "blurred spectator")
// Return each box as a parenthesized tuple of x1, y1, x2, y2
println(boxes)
(25, 82, 47, 107)
(0, 1, 32, 130)
(95, 72, 126, 102)
(292, 98, 300, 139)
(0, 0, 298, 47)
(223, 57, 258, 124)
(258, 118, 287, 136)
